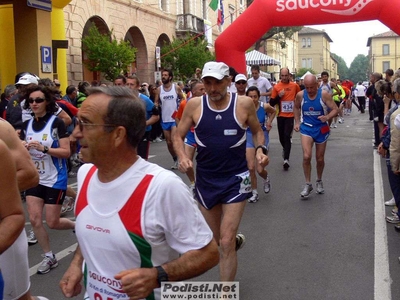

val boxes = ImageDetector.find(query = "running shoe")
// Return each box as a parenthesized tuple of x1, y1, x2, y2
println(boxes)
(235, 233, 246, 251)
(300, 184, 313, 198)
(61, 196, 73, 214)
(283, 159, 290, 170)
(330, 122, 336, 128)
(386, 215, 400, 224)
(27, 229, 37, 245)
(263, 175, 271, 193)
(171, 160, 179, 170)
(37, 254, 58, 274)
(67, 197, 75, 212)
(248, 192, 259, 203)
(338, 117, 344, 124)
(385, 197, 396, 206)
(316, 180, 324, 194)
(155, 137, 163, 143)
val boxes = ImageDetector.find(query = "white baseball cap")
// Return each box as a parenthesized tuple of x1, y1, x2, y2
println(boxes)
(201, 62, 229, 80)
(235, 74, 247, 82)
(16, 74, 39, 85)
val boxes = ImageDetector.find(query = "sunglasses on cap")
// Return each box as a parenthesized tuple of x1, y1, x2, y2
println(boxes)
(28, 97, 45, 104)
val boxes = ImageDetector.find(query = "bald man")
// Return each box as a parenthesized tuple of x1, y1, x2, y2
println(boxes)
(294, 75, 338, 199)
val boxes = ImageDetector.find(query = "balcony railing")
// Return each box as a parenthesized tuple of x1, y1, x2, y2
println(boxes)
(176, 14, 204, 35)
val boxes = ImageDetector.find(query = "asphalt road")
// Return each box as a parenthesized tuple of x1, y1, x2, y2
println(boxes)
(25, 109, 400, 300)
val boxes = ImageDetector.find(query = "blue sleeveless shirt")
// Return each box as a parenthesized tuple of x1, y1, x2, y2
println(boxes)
(301, 89, 328, 127)
(195, 93, 247, 176)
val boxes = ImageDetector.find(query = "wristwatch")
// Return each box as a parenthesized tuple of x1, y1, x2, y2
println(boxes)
(156, 266, 169, 287)
(255, 145, 267, 155)
(42, 146, 49, 154)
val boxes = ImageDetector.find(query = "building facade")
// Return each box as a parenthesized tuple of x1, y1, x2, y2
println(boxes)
(298, 27, 338, 79)
(265, 32, 298, 81)
(0, 0, 245, 91)
(367, 30, 400, 74)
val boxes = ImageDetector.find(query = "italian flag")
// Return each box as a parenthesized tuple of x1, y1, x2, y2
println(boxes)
(209, 0, 218, 11)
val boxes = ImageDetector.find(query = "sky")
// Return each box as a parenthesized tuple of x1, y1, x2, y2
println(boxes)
(307, 21, 391, 67)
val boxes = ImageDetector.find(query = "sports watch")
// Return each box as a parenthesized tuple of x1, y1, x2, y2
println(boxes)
(255, 145, 267, 155)
(156, 266, 168, 287)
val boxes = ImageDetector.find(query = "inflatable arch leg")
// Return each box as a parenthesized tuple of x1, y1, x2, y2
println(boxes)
(215, 0, 400, 74)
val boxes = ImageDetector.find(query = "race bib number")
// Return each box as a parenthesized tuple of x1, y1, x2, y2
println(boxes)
(281, 101, 294, 113)
(236, 170, 251, 194)
(33, 159, 46, 175)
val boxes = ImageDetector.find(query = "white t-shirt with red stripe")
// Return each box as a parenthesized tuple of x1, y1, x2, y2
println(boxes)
(75, 158, 213, 300)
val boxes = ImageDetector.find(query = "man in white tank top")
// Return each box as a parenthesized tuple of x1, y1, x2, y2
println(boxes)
(60, 86, 218, 300)
(155, 69, 184, 169)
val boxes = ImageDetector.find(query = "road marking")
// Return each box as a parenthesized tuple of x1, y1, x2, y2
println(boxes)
(29, 243, 78, 276)
(374, 151, 392, 299)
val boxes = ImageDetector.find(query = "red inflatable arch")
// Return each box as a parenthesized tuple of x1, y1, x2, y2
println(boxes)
(215, 0, 400, 74)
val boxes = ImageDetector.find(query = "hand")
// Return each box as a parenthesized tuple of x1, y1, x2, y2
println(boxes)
(317, 115, 328, 123)
(256, 152, 269, 168)
(266, 123, 272, 132)
(377, 143, 386, 157)
(294, 124, 300, 132)
(59, 264, 83, 298)
(278, 89, 285, 97)
(114, 268, 158, 300)
(178, 157, 193, 174)
(27, 140, 44, 151)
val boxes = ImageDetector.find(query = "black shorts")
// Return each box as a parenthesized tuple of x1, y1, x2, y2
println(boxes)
(137, 131, 151, 160)
(26, 184, 65, 205)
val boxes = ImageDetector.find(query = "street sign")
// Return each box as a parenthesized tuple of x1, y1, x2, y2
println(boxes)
(27, 0, 52, 12)
(41, 46, 52, 73)
(154, 71, 161, 83)
(155, 46, 160, 59)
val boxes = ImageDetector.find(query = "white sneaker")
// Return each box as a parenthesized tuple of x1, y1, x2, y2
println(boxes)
(248, 192, 259, 203)
(338, 117, 344, 124)
(385, 197, 396, 206)
(316, 180, 324, 194)
(330, 122, 336, 128)
(300, 184, 313, 198)
(155, 137, 163, 143)
(263, 175, 271, 193)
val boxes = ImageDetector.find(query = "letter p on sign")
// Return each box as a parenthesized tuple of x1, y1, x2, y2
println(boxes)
(41, 46, 52, 73)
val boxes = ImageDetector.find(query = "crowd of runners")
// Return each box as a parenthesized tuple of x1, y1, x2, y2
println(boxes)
(0, 62, 394, 300)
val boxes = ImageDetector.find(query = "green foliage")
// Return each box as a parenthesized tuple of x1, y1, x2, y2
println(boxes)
(82, 26, 137, 82)
(297, 68, 316, 78)
(254, 26, 303, 50)
(347, 54, 369, 83)
(331, 53, 349, 79)
(161, 36, 215, 82)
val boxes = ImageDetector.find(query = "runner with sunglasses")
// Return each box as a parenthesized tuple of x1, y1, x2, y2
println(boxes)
(20, 84, 75, 274)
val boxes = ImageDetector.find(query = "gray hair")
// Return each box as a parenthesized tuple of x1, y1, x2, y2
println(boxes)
(393, 78, 400, 95)
(4, 84, 16, 98)
(87, 86, 146, 149)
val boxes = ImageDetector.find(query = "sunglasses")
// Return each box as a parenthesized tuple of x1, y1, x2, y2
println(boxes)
(28, 97, 45, 104)
(75, 117, 117, 132)
(236, 81, 247, 85)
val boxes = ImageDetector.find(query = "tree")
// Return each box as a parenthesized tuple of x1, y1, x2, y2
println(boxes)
(254, 26, 303, 51)
(296, 68, 317, 78)
(82, 26, 137, 82)
(161, 36, 215, 82)
(347, 55, 369, 83)
(331, 53, 349, 79)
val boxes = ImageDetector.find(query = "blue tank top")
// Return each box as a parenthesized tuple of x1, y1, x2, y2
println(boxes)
(195, 93, 247, 176)
(301, 89, 328, 127)
(247, 101, 266, 132)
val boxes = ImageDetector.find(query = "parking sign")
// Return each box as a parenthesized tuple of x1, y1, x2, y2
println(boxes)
(41, 46, 52, 73)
